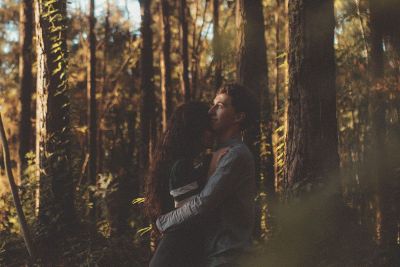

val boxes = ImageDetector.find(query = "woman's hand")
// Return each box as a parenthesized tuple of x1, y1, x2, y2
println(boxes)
(207, 147, 229, 177)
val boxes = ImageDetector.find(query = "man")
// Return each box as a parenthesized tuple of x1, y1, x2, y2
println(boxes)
(156, 83, 257, 266)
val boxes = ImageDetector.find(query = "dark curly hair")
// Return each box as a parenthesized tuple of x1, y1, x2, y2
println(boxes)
(144, 102, 211, 223)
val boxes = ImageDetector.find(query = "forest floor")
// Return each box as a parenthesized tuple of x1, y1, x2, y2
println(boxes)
(0, 223, 149, 266)
(1, 198, 399, 267)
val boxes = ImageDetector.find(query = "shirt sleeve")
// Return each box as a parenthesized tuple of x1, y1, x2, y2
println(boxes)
(156, 145, 249, 232)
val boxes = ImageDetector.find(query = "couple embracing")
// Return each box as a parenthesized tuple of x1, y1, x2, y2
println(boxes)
(145, 83, 257, 267)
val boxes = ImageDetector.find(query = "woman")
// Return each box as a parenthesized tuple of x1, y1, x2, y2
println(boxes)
(145, 102, 219, 267)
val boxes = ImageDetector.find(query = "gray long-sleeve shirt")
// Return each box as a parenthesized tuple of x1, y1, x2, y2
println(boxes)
(156, 138, 255, 266)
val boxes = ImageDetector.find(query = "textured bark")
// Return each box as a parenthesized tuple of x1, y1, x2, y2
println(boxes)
(236, 0, 275, 239)
(273, 0, 288, 194)
(369, 0, 384, 79)
(236, 0, 275, 195)
(18, 0, 34, 178)
(284, 0, 339, 191)
(97, 1, 109, 176)
(274, 0, 285, 113)
(35, 0, 75, 229)
(180, 0, 191, 102)
(368, 0, 398, 249)
(87, 0, 97, 221)
(213, 0, 222, 90)
(139, 0, 156, 169)
(160, 0, 172, 132)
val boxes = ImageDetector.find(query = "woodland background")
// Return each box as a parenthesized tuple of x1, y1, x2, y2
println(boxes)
(0, 0, 399, 266)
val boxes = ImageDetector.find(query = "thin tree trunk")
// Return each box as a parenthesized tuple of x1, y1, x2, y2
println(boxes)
(139, 0, 156, 169)
(18, 0, 34, 179)
(35, 0, 75, 230)
(369, 0, 384, 79)
(284, 0, 339, 194)
(213, 0, 222, 90)
(160, 0, 172, 132)
(98, 0, 110, 176)
(180, 0, 191, 102)
(87, 0, 97, 222)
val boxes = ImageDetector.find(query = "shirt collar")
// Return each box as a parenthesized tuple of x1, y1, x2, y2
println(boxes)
(216, 137, 242, 149)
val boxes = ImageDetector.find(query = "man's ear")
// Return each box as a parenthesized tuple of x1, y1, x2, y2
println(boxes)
(234, 112, 246, 124)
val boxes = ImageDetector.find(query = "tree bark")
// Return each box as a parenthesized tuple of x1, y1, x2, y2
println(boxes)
(160, 0, 172, 132)
(236, 0, 275, 238)
(18, 0, 34, 179)
(35, 0, 75, 230)
(284, 0, 339, 193)
(180, 0, 191, 102)
(213, 0, 222, 90)
(273, 0, 287, 194)
(369, 0, 384, 79)
(87, 0, 97, 222)
(139, 0, 156, 169)
(368, 0, 398, 249)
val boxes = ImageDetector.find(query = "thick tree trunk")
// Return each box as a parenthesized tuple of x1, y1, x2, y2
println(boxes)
(18, 0, 34, 179)
(139, 0, 156, 169)
(35, 0, 75, 230)
(284, 0, 339, 193)
(180, 0, 191, 102)
(236, 0, 275, 238)
(87, 0, 97, 222)
(160, 0, 172, 132)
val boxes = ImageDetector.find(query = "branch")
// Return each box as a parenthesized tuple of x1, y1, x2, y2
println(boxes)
(0, 113, 36, 259)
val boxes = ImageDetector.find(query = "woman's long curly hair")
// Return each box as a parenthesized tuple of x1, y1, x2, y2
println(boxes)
(144, 102, 211, 223)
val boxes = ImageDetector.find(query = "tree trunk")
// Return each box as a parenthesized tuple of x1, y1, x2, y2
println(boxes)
(18, 0, 34, 179)
(368, 0, 398, 249)
(284, 0, 339, 193)
(87, 0, 97, 222)
(273, 0, 288, 194)
(98, 0, 110, 176)
(213, 0, 222, 90)
(369, 0, 384, 79)
(160, 0, 172, 132)
(180, 0, 191, 102)
(139, 0, 156, 169)
(35, 0, 75, 231)
(236, 0, 275, 238)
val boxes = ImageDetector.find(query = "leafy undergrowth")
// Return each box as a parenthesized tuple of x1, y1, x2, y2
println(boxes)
(0, 223, 150, 266)
(242, 190, 400, 267)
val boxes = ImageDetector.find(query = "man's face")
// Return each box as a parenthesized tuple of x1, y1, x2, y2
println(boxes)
(208, 93, 237, 133)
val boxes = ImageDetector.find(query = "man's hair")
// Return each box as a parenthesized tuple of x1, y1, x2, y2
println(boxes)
(217, 83, 259, 130)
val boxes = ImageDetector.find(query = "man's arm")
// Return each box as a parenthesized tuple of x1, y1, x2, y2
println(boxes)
(156, 145, 250, 232)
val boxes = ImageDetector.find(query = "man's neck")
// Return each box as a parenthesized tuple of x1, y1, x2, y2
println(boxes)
(217, 129, 241, 145)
